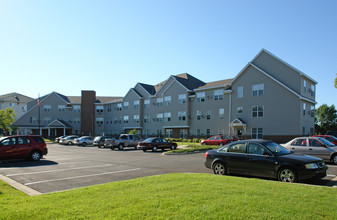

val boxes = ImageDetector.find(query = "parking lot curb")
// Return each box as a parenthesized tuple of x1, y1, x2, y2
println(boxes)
(0, 174, 41, 196)
(331, 176, 337, 188)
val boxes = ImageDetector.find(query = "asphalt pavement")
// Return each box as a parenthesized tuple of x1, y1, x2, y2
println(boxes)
(0, 143, 336, 195)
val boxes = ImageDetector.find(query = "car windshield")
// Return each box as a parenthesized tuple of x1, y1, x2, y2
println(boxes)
(264, 142, 291, 156)
(0, 137, 6, 142)
(318, 137, 335, 147)
(144, 138, 156, 142)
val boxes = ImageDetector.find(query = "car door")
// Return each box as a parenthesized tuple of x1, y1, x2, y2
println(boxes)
(0, 137, 17, 159)
(288, 138, 308, 154)
(225, 143, 247, 175)
(307, 139, 331, 160)
(14, 136, 32, 157)
(246, 143, 276, 178)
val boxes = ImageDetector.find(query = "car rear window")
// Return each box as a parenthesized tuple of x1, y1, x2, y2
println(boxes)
(30, 136, 45, 143)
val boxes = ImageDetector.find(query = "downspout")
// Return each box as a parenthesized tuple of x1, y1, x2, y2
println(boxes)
(228, 92, 232, 136)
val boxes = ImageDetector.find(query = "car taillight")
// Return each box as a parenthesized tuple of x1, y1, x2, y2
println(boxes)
(205, 152, 208, 158)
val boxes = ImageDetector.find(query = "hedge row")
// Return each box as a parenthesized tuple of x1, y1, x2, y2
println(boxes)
(166, 138, 204, 143)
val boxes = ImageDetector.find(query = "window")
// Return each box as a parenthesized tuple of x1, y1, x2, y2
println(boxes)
(144, 114, 150, 123)
(206, 129, 211, 138)
(252, 84, 264, 96)
(252, 128, 263, 139)
(310, 106, 315, 117)
(310, 84, 315, 96)
(44, 105, 51, 112)
(96, 118, 104, 125)
(237, 86, 243, 98)
(157, 98, 163, 107)
(196, 92, 205, 102)
(107, 105, 112, 112)
(29, 117, 37, 123)
(178, 111, 186, 121)
(123, 116, 129, 124)
(252, 105, 264, 117)
(219, 108, 224, 119)
(164, 96, 171, 105)
(166, 129, 173, 138)
(228, 143, 246, 153)
(157, 129, 163, 137)
(43, 117, 51, 124)
(123, 102, 129, 110)
(303, 103, 306, 116)
(73, 105, 81, 112)
(178, 94, 186, 104)
(206, 110, 211, 120)
(291, 138, 307, 146)
(96, 106, 104, 113)
(197, 129, 201, 138)
(248, 143, 267, 155)
(164, 112, 171, 122)
(74, 117, 80, 124)
(237, 107, 243, 114)
(156, 113, 163, 122)
(214, 89, 224, 100)
(134, 115, 139, 124)
(180, 129, 188, 139)
(303, 80, 307, 93)
(144, 99, 150, 108)
(134, 100, 140, 109)
(196, 110, 202, 120)
(117, 103, 122, 111)
(58, 105, 66, 112)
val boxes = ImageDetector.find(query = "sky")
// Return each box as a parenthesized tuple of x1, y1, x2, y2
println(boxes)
(0, 0, 336, 107)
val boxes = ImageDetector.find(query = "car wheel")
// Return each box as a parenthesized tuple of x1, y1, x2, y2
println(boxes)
(171, 145, 176, 150)
(119, 144, 124, 150)
(220, 143, 224, 146)
(67, 141, 72, 145)
(143, 149, 146, 152)
(202, 142, 207, 145)
(30, 151, 41, 161)
(82, 142, 87, 146)
(213, 162, 226, 175)
(278, 168, 297, 183)
(152, 146, 158, 152)
(332, 154, 337, 165)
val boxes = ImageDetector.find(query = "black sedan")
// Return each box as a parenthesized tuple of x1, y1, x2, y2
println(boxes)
(137, 138, 177, 152)
(204, 140, 328, 182)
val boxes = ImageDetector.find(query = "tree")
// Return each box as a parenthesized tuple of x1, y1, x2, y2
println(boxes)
(315, 104, 337, 134)
(335, 73, 337, 89)
(0, 107, 16, 135)
(128, 129, 138, 135)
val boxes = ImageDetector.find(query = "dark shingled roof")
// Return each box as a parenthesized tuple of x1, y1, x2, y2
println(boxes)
(173, 73, 206, 90)
(138, 83, 156, 95)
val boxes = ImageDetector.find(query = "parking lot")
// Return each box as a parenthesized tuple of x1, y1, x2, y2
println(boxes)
(0, 143, 336, 194)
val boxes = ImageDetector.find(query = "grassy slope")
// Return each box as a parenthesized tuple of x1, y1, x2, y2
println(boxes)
(0, 173, 336, 219)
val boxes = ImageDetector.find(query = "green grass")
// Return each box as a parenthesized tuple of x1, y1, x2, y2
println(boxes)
(0, 173, 336, 219)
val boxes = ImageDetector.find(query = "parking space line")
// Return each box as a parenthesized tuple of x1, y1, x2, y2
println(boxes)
(24, 168, 141, 186)
(6, 164, 113, 177)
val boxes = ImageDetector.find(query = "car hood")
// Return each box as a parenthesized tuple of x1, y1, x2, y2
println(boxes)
(278, 153, 322, 163)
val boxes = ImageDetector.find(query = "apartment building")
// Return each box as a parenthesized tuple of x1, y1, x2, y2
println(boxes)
(0, 92, 33, 119)
(13, 49, 317, 142)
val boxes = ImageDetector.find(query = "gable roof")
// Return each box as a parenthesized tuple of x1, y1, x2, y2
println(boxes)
(173, 73, 206, 90)
(253, 49, 317, 84)
(138, 83, 156, 95)
(195, 78, 233, 91)
(0, 92, 33, 103)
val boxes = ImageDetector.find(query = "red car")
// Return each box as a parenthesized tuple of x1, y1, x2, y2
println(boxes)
(312, 135, 337, 145)
(0, 135, 47, 161)
(201, 135, 238, 146)
(137, 137, 177, 152)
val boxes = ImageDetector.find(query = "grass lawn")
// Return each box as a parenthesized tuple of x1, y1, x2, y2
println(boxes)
(1, 173, 336, 219)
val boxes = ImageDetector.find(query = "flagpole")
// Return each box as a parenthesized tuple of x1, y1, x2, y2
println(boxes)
(38, 94, 41, 136)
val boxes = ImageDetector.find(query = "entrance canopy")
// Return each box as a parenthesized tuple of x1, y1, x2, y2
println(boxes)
(229, 118, 247, 134)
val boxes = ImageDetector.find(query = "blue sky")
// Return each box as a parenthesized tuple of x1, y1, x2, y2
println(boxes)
(1, 0, 336, 107)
